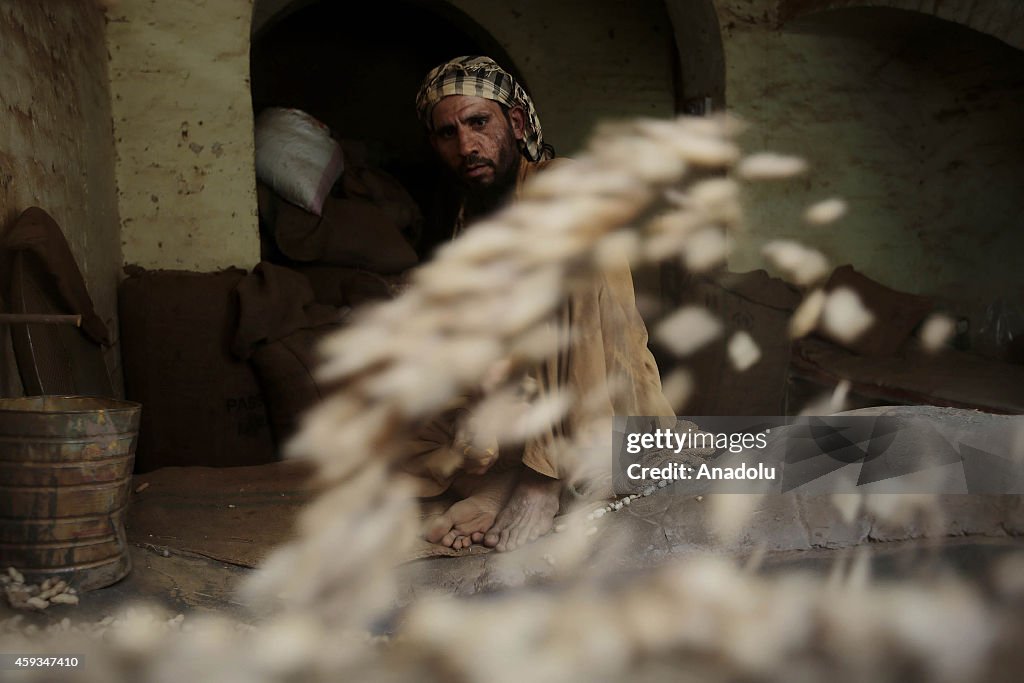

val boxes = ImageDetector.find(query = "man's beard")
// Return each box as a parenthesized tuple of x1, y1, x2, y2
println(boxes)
(460, 130, 520, 218)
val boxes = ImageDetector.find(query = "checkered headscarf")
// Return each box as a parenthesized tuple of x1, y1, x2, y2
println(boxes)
(416, 56, 552, 162)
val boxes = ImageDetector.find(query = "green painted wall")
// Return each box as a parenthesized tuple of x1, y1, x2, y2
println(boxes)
(723, 6, 1024, 350)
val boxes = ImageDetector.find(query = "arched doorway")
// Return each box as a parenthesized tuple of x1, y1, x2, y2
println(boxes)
(778, 0, 1024, 52)
(250, 0, 525, 254)
(762, 5, 1024, 358)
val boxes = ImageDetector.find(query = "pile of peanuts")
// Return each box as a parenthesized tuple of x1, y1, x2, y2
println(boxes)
(1, 567, 79, 610)
(0, 606, 193, 641)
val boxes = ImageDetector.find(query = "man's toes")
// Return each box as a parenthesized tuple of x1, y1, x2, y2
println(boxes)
(441, 530, 459, 547)
(495, 527, 512, 552)
(483, 528, 501, 548)
(471, 531, 484, 544)
(502, 527, 519, 552)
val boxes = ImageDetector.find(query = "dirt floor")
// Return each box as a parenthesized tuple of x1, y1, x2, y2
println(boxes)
(3, 529, 1022, 634)
(4, 406, 1022, 627)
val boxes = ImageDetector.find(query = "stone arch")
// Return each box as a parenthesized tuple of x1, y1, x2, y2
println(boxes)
(251, 0, 521, 83)
(777, 0, 1024, 51)
(248, 0, 724, 255)
(664, 0, 728, 112)
(736, 0, 1024, 345)
(248, 1, 530, 253)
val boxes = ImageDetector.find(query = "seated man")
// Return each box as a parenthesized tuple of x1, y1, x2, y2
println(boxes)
(409, 56, 673, 552)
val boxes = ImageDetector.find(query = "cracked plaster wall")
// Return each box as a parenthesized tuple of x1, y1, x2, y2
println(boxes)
(107, 0, 260, 272)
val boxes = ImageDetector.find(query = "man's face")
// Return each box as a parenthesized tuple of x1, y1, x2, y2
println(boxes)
(429, 95, 525, 193)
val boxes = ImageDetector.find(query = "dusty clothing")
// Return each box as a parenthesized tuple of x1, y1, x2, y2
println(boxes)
(257, 180, 420, 274)
(405, 158, 673, 496)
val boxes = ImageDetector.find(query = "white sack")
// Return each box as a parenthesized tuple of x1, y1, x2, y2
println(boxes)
(255, 108, 343, 216)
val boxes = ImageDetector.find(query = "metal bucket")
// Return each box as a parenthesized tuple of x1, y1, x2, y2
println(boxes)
(0, 396, 142, 591)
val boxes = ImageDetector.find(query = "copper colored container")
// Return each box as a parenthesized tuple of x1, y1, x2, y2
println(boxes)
(0, 396, 141, 590)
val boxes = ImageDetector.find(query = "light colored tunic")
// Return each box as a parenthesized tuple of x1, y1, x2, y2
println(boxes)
(405, 157, 673, 496)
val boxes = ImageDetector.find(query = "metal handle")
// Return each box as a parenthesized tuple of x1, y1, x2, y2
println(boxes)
(0, 313, 82, 327)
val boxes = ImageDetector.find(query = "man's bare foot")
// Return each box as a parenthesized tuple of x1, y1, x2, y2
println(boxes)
(483, 469, 561, 552)
(423, 470, 516, 550)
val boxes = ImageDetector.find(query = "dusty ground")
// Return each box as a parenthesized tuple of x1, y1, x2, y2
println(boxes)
(5, 407, 1022, 627)
(4, 531, 1022, 633)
